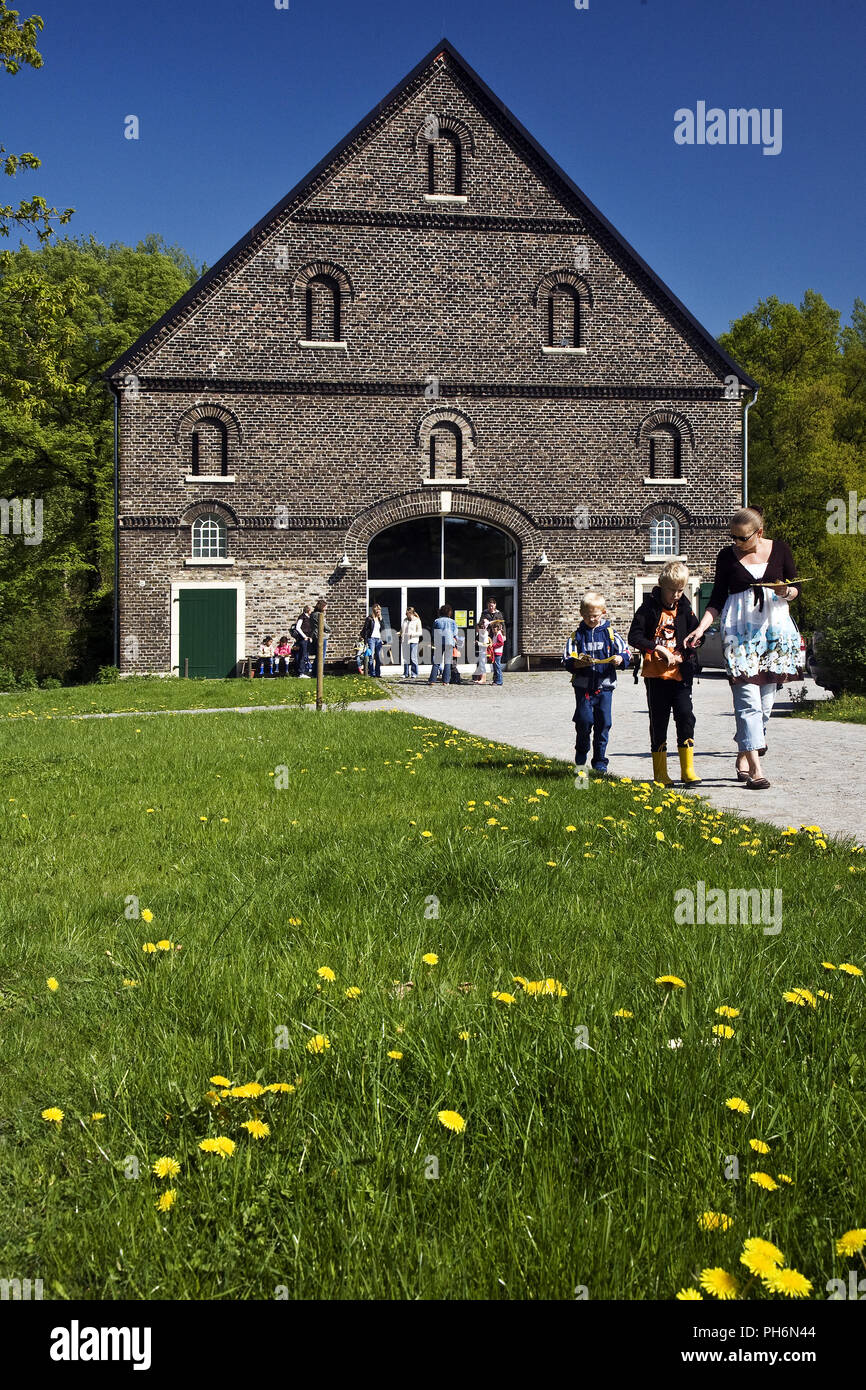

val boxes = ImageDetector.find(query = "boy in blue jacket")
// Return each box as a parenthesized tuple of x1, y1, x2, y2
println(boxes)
(562, 591, 631, 775)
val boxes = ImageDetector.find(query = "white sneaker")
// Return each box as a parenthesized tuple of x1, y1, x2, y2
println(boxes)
(299, 674, 311, 679)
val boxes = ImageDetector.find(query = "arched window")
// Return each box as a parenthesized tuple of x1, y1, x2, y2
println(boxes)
(192, 513, 227, 559)
(649, 514, 679, 557)
(428, 130, 462, 195)
(547, 284, 580, 347)
(191, 418, 228, 476)
(305, 275, 341, 341)
(429, 421, 462, 479)
(648, 426, 682, 479)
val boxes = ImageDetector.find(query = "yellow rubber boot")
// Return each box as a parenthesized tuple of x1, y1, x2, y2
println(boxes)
(678, 743, 702, 784)
(651, 749, 673, 786)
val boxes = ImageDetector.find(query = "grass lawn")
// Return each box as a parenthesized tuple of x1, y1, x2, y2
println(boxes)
(1, 707, 864, 1300)
(790, 693, 866, 725)
(0, 673, 388, 721)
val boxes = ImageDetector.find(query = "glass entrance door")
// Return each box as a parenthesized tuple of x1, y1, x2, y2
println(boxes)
(444, 586, 477, 665)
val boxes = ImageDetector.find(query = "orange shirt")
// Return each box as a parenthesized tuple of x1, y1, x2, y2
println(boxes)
(642, 605, 683, 681)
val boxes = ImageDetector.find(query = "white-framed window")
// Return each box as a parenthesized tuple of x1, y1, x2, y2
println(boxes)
(192, 513, 227, 559)
(648, 514, 679, 557)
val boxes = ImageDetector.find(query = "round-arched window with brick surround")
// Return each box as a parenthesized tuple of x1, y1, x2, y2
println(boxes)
(649, 514, 679, 557)
(191, 514, 227, 559)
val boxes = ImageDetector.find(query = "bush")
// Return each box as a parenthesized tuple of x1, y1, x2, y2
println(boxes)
(813, 594, 866, 696)
(0, 666, 17, 692)
(15, 669, 38, 690)
(95, 665, 120, 684)
(40, 676, 63, 690)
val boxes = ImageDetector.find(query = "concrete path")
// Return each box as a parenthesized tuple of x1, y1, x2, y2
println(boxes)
(350, 671, 866, 847)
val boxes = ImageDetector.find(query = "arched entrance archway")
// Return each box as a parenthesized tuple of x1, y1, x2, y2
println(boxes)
(367, 516, 518, 670)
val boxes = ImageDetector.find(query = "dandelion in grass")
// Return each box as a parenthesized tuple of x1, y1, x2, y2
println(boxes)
(835, 1229, 866, 1256)
(698, 1268, 738, 1300)
(740, 1247, 781, 1279)
(656, 975, 685, 989)
(742, 1237, 784, 1266)
(387, 1051, 403, 1060)
(698, 1211, 733, 1232)
(749, 1172, 779, 1191)
(749, 1139, 770, 1154)
(675, 1288, 703, 1300)
(345, 987, 362, 998)
(655, 831, 665, 842)
(152, 1157, 181, 1179)
(838, 963, 863, 976)
(122, 979, 138, 988)
(156, 1189, 177, 1213)
(777, 1173, 794, 1184)
(716, 1005, 740, 1018)
(241, 1120, 270, 1139)
(762, 1267, 813, 1298)
(306, 1034, 331, 1054)
(156, 940, 173, 951)
(821, 962, 836, 970)
(47, 977, 59, 992)
(41, 1107, 63, 1125)
(141, 909, 154, 923)
(783, 988, 816, 1008)
(264, 1082, 295, 1093)
(458, 1031, 470, 1041)
(725, 1098, 750, 1115)
(817, 990, 832, 1000)
(712, 1025, 735, 1040)
(317, 966, 336, 982)
(228, 1082, 265, 1098)
(420, 830, 433, 838)
(199, 1136, 235, 1158)
(91, 1113, 105, 1121)
(438, 1110, 465, 1133)
(613, 1009, 633, 1018)
(142, 943, 156, 954)
(209, 1075, 232, 1088)
(288, 917, 302, 926)
(421, 953, 439, 965)
(492, 992, 516, 1005)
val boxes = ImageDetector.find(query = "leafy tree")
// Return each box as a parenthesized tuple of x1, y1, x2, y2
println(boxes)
(0, 2, 73, 243)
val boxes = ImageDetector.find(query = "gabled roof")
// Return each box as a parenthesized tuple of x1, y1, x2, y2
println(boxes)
(105, 37, 757, 390)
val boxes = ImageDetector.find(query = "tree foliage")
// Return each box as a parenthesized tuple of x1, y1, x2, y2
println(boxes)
(0, 2, 74, 242)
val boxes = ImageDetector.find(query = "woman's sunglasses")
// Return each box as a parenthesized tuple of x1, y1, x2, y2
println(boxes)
(729, 530, 758, 542)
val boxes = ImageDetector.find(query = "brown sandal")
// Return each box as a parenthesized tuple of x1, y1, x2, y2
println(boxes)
(746, 776, 771, 790)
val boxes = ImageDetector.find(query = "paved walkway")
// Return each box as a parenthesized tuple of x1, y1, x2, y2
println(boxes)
(350, 672, 865, 846)
(63, 672, 864, 845)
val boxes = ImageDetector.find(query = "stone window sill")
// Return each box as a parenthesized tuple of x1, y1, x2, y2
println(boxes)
(422, 194, 468, 203)
(542, 346, 587, 354)
(643, 476, 688, 485)
(422, 477, 469, 486)
(185, 557, 235, 566)
(298, 340, 348, 350)
(185, 474, 236, 484)
(643, 554, 687, 563)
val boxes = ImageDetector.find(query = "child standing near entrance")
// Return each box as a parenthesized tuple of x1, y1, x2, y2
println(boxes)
(488, 621, 506, 685)
(562, 592, 630, 774)
(627, 561, 702, 785)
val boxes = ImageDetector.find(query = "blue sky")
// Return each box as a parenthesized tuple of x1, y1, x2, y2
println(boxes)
(4, 0, 864, 337)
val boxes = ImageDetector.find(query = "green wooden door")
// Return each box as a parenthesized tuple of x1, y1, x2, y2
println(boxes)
(178, 588, 237, 678)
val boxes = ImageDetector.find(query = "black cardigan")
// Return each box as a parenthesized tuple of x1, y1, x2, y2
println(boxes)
(628, 589, 702, 681)
(706, 539, 800, 616)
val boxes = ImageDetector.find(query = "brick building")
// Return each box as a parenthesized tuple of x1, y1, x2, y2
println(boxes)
(106, 38, 756, 677)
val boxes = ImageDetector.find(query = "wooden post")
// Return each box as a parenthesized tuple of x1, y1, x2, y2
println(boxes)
(184, 657, 189, 678)
(315, 610, 324, 711)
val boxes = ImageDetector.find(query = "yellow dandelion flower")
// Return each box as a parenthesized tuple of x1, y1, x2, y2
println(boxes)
(155, 940, 173, 951)
(838, 963, 863, 976)
(762, 1267, 812, 1298)
(655, 830, 665, 842)
(241, 1120, 270, 1139)
(47, 977, 59, 991)
(492, 991, 516, 1004)
(656, 975, 686, 989)
(142, 942, 156, 953)
(156, 1189, 177, 1213)
(716, 1005, 740, 1018)
(740, 1248, 780, 1279)
(613, 1009, 633, 1018)
(565, 825, 577, 832)
(817, 990, 832, 1000)
(41, 1107, 63, 1124)
(822, 961, 837, 970)
(458, 1031, 470, 1041)
(306, 1034, 330, 1053)
(421, 953, 439, 965)
(437, 1109, 465, 1133)
(140, 909, 154, 923)
(743, 1237, 785, 1266)
(209, 1075, 232, 1088)
(725, 1097, 750, 1114)
(783, 988, 816, 1008)
(710, 836, 722, 845)
(835, 1229, 866, 1256)
(777, 1173, 794, 1184)
(199, 1136, 235, 1157)
(263, 1082, 295, 1093)
(420, 830, 433, 838)
(675, 1288, 703, 1300)
(749, 1172, 779, 1191)
(91, 1112, 105, 1121)
(345, 986, 362, 998)
(546, 860, 558, 867)
(387, 1050, 403, 1060)
(288, 917, 302, 926)
(698, 1267, 738, 1300)
(152, 1157, 181, 1178)
(698, 1211, 734, 1232)
(512, 975, 529, 987)
(749, 1139, 770, 1154)
(712, 1024, 735, 1039)
(228, 1082, 266, 1098)
(317, 966, 336, 982)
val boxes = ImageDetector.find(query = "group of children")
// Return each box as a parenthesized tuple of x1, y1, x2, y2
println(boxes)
(257, 602, 329, 678)
(562, 560, 703, 784)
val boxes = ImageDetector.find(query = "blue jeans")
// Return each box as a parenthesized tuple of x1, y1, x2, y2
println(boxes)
(370, 637, 383, 677)
(732, 681, 776, 751)
(573, 687, 614, 771)
(403, 641, 419, 677)
(295, 639, 311, 675)
(492, 654, 503, 685)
